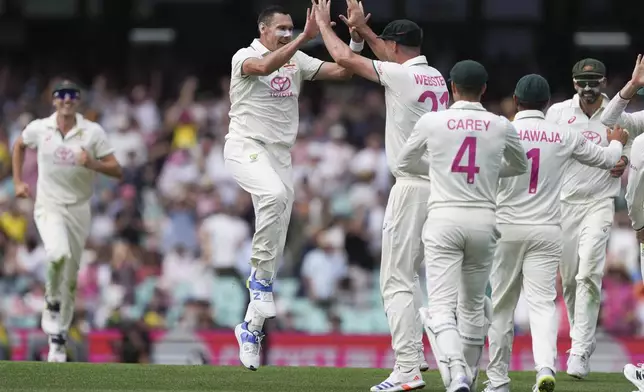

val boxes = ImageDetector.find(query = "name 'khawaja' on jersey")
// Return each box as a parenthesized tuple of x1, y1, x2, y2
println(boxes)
(396, 101, 528, 211)
(496, 110, 623, 226)
(372, 56, 449, 181)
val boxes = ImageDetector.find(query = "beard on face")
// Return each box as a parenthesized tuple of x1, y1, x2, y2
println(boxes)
(576, 87, 601, 104)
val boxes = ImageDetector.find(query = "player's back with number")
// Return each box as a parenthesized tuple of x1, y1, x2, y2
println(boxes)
(497, 112, 623, 225)
(374, 58, 448, 178)
(421, 104, 525, 210)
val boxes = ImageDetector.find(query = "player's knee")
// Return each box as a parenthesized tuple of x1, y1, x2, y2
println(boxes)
(424, 312, 457, 335)
(261, 186, 289, 214)
(47, 248, 71, 265)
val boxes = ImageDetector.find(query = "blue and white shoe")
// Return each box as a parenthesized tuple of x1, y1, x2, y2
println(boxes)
(247, 272, 276, 319)
(234, 322, 264, 371)
(370, 366, 426, 392)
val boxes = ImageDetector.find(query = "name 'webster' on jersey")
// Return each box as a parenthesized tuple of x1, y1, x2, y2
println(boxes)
(497, 110, 623, 226)
(396, 101, 528, 210)
(373, 57, 449, 180)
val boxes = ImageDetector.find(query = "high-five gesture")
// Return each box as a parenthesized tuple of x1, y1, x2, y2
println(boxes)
(312, 0, 332, 27)
(631, 54, 644, 88)
(302, 7, 320, 40)
(339, 0, 370, 28)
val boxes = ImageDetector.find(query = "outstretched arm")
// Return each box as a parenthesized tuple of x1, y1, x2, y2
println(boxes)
(341, 0, 388, 60)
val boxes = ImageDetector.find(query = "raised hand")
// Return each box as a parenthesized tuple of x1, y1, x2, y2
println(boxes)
(312, 0, 332, 27)
(631, 54, 644, 88)
(302, 7, 320, 40)
(339, 0, 370, 28)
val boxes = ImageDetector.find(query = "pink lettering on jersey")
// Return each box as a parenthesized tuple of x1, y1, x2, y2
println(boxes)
(518, 130, 562, 143)
(447, 119, 490, 131)
(413, 74, 446, 87)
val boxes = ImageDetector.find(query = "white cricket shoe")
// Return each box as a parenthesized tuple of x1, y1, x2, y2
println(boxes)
(481, 381, 509, 392)
(41, 301, 62, 336)
(47, 334, 67, 363)
(624, 363, 644, 392)
(234, 322, 264, 371)
(448, 373, 470, 392)
(370, 366, 425, 392)
(566, 352, 590, 379)
(534, 368, 556, 392)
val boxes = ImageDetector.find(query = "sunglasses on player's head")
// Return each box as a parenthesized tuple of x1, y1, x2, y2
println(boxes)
(573, 78, 604, 88)
(53, 89, 80, 100)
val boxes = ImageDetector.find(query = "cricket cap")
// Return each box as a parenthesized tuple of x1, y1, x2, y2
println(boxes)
(378, 19, 423, 47)
(449, 60, 488, 88)
(638, 87, 644, 96)
(514, 74, 551, 103)
(53, 80, 81, 93)
(572, 58, 606, 79)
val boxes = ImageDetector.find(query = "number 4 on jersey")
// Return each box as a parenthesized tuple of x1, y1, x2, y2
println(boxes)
(418, 91, 449, 111)
(451, 136, 480, 184)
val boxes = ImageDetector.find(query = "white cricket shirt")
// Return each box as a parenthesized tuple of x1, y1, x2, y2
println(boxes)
(373, 56, 448, 180)
(22, 113, 113, 206)
(497, 110, 623, 226)
(545, 94, 620, 203)
(600, 94, 644, 156)
(397, 101, 528, 211)
(625, 134, 644, 230)
(227, 39, 324, 148)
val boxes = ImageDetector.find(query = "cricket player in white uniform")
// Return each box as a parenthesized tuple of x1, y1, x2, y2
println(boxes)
(544, 58, 632, 378)
(227, 5, 361, 371)
(312, 0, 447, 389)
(598, 54, 644, 392)
(397, 60, 528, 392)
(11, 80, 122, 362)
(486, 74, 627, 392)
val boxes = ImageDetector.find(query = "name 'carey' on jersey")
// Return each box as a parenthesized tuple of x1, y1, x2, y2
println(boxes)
(518, 129, 562, 143)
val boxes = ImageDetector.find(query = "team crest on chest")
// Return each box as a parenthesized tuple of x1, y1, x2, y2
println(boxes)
(581, 130, 602, 144)
(52, 146, 77, 166)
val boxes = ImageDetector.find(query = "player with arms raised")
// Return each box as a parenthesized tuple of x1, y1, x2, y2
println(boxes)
(226, 4, 361, 371)
(11, 80, 122, 362)
(397, 60, 528, 392)
(312, 0, 446, 389)
(545, 59, 633, 378)
(486, 75, 627, 392)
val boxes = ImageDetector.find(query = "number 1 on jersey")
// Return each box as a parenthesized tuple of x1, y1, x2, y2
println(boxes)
(526, 148, 540, 194)
(451, 136, 480, 184)
(418, 91, 450, 111)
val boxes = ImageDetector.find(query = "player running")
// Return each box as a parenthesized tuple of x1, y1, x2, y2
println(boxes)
(544, 58, 632, 378)
(226, 5, 359, 371)
(397, 60, 528, 392)
(312, 0, 446, 388)
(11, 80, 122, 362)
(486, 74, 627, 392)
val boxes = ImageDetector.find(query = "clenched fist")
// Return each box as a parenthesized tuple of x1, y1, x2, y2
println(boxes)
(77, 147, 96, 169)
(14, 181, 30, 198)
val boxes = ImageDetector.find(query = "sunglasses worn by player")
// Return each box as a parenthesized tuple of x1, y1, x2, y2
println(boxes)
(53, 89, 80, 100)
(573, 78, 604, 88)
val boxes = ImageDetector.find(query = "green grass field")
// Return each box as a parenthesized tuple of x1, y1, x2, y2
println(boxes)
(0, 362, 636, 391)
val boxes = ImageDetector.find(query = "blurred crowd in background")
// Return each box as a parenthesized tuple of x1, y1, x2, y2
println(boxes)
(1, 61, 644, 351)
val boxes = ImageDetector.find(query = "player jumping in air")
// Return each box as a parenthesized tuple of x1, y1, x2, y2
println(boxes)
(545, 59, 639, 379)
(486, 74, 627, 392)
(226, 4, 361, 371)
(312, 0, 448, 389)
(11, 80, 122, 362)
(397, 60, 528, 392)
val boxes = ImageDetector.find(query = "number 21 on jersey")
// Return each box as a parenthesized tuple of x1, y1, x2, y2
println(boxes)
(418, 91, 449, 111)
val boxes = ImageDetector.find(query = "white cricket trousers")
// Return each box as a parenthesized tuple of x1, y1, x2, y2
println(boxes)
(380, 177, 430, 371)
(560, 198, 614, 355)
(223, 136, 293, 281)
(423, 207, 499, 365)
(34, 201, 91, 333)
(487, 224, 561, 388)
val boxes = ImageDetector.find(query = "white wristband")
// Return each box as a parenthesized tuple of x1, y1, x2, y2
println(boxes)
(349, 39, 364, 52)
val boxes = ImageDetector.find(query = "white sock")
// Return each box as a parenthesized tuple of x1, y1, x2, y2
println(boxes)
(248, 315, 265, 333)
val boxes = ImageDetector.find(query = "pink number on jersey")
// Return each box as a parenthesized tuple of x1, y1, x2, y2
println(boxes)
(526, 148, 541, 194)
(418, 91, 449, 112)
(451, 136, 480, 184)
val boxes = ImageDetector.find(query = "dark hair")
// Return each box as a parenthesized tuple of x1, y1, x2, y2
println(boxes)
(517, 100, 549, 111)
(454, 84, 485, 97)
(258, 5, 289, 25)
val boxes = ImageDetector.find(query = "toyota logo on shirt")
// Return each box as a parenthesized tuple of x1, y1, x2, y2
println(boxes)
(269, 76, 293, 97)
(582, 130, 602, 144)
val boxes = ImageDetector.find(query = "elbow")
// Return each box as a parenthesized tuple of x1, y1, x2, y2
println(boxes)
(335, 51, 354, 69)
